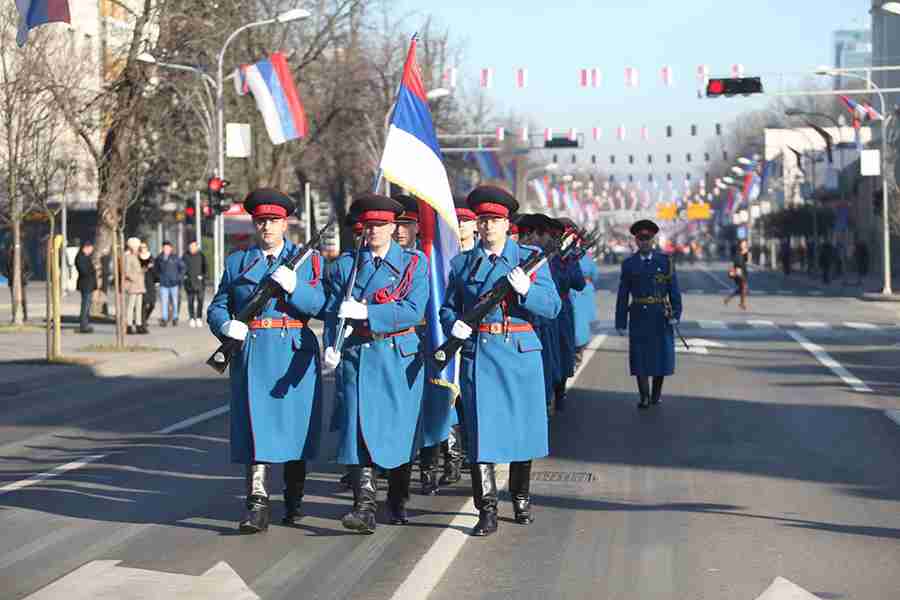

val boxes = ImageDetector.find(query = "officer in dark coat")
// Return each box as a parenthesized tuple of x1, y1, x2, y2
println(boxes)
(322, 194, 429, 533)
(207, 189, 326, 533)
(440, 186, 561, 536)
(615, 220, 682, 409)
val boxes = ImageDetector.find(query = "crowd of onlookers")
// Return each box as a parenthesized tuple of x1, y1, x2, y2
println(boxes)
(1, 239, 208, 333)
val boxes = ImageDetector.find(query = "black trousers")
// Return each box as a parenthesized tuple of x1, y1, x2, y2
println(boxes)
(79, 289, 93, 330)
(186, 287, 205, 319)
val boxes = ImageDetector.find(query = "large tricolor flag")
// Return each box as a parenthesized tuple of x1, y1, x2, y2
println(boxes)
(16, 0, 70, 47)
(379, 36, 460, 389)
(234, 52, 308, 145)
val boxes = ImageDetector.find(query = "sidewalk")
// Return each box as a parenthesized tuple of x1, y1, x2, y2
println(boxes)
(749, 260, 900, 300)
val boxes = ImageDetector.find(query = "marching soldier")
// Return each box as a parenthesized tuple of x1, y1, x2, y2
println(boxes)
(571, 235, 602, 368)
(440, 186, 561, 536)
(207, 189, 326, 533)
(614, 219, 682, 409)
(455, 196, 478, 251)
(548, 217, 585, 412)
(322, 194, 429, 533)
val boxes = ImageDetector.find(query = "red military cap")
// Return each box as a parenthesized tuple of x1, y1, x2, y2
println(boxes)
(349, 193, 403, 224)
(244, 188, 294, 219)
(391, 193, 420, 223)
(466, 185, 519, 218)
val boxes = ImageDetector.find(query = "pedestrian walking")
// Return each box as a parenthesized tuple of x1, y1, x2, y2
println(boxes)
(819, 239, 834, 285)
(440, 186, 561, 536)
(138, 242, 156, 327)
(182, 241, 208, 328)
(724, 240, 750, 310)
(615, 219, 682, 410)
(207, 188, 326, 533)
(123, 237, 147, 334)
(154, 241, 184, 327)
(74, 241, 97, 333)
(854, 240, 870, 285)
(780, 240, 792, 276)
(322, 193, 429, 534)
(2, 245, 31, 322)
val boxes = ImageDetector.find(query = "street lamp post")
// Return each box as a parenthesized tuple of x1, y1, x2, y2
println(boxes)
(817, 67, 893, 294)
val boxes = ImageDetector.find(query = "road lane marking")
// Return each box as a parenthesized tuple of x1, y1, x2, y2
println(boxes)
(796, 322, 828, 329)
(747, 320, 776, 328)
(787, 331, 872, 393)
(884, 410, 900, 429)
(697, 320, 727, 329)
(0, 404, 230, 497)
(844, 322, 878, 330)
(388, 333, 606, 600)
(809, 290, 825, 296)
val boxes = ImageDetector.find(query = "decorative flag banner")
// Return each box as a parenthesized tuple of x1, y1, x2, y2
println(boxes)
(625, 67, 639, 88)
(839, 95, 870, 121)
(16, 0, 71, 47)
(496, 127, 505, 142)
(861, 101, 883, 121)
(234, 52, 308, 145)
(480, 67, 494, 88)
(617, 125, 626, 141)
(661, 65, 674, 87)
(515, 67, 528, 89)
(731, 63, 744, 78)
(544, 127, 553, 142)
(592, 127, 602, 141)
(443, 67, 458, 89)
(696, 64, 710, 86)
(379, 35, 460, 394)
(531, 178, 549, 209)
(520, 126, 529, 143)
(591, 68, 602, 88)
(579, 68, 589, 88)
(568, 128, 577, 142)
(640, 126, 649, 141)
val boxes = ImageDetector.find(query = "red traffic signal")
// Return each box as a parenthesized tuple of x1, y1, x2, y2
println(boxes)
(706, 77, 764, 97)
(207, 176, 226, 193)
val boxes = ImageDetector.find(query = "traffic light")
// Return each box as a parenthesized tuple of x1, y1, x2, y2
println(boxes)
(207, 176, 232, 214)
(544, 137, 578, 148)
(704, 152, 710, 162)
(591, 154, 597, 165)
(628, 155, 634, 165)
(571, 154, 577, 164)
(706, 77, 764, 97)
(648, 154, 653, 164)
(666, 154, 672, 164)
(628, 174, 634, 183)
(610, 155, 615, 165)
(690, 125, 697, 136)
(715, 123, 722, 135)
(666, 125, 673, 137)
(686, 153, 692, 163)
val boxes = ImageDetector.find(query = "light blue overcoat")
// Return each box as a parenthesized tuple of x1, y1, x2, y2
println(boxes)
(571, 254, 601, 348)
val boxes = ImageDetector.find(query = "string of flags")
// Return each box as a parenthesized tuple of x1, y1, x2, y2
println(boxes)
(445, 64, 747, 90)
(484, 122, 724, 143)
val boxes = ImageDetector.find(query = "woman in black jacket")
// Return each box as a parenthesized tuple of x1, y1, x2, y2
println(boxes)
(139, 242, 157, 327)
(724, 240, 750, 310)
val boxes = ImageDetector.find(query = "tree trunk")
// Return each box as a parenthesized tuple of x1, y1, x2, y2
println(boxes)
(10, 195, 22, 326)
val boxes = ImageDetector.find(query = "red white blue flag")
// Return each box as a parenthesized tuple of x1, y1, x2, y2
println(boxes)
(16, 0, 70, 47)
(235, 52, 308, 145)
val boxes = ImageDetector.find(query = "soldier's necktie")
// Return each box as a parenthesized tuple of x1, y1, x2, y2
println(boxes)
(266, 255, 275, 268)
(374, 257, 382, 269)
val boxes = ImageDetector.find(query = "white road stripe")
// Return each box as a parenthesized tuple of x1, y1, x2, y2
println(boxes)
(884, 409, 900, 429)
(796, 321, 829, 329)
(747, 320, 776, 328)
(697, 320, 727, 329)
(0, 404, 230, 497)
(388, 333, 607, 600)
(787, 330, 873, 393)
(809, 290, 825, 296)
(844, 322, 878, 330)
(686, 289, 706, 294)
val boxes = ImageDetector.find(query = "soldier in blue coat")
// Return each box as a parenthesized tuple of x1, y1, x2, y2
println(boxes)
(548, 218, 585, 412)
(207, 189, 326, 533)
(615, 220, 683, 409)
(571, 247, 602, 367)
(322, 194, 429, 534)
(440, 186, 561, 536)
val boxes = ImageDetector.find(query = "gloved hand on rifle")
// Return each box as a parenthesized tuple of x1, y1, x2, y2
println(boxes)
(323, 346, 341, 370)
(506, 266, 531, 296)
(220, 320, 248, 341)
(338, 299, 368, 320)
(451, 320, 473, 340)
(668, 318, 679, 326)
(270, 266, 297, 294)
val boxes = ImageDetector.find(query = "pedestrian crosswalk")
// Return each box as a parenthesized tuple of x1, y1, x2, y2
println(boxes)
(593, 319, 896, 335)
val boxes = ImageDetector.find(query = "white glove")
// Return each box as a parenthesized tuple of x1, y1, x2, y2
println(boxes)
(220, 320, 248, 341)
(451, 320, 473, 340)
(323, 346, 341, 370)
(338, 299, 368, 320)
(507, 266, 531, 296)
(616, 328, 627, 337)
(668, 318, 679, 326)
(270, 265, 297, 294)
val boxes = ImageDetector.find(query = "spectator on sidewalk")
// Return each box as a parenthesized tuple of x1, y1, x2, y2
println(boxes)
(780, 240, 792, 276)
(806, 239, 816, 276)
(724, 239, 750, 311)
(819, 239, 834, 285)
(123, 237, 147, 334)
(2, 244, 31, 322)
(855, 240, 870, 286)
(74, 241, 96, 333)
(138, 242, 156, 327)
(154, 241, 184, 327)
(182, 241, 207, 328)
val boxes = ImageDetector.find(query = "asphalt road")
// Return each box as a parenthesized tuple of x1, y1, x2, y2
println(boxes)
(1, 261, 899, 600)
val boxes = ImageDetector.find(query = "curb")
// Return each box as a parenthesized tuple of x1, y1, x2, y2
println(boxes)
(859, 292, 900, 303)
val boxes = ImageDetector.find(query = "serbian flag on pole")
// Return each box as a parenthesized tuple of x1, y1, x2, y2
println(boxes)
(16, 0, 70, 47)
(379, 36, 460, 391)
(235, 52, 308, 145)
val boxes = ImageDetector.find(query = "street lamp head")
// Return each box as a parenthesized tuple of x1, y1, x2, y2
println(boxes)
(784, 109, 802, 116)
(881, 2, 900, 15)
(814, 65, 835, 77)
(136, 52, 157, 64)
(546, 162, 559, 171)
(425, 87, 450, 100)
(276, 8, 312, 23)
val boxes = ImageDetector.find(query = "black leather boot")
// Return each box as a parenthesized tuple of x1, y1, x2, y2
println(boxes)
(339, 470, 352, 490)
(439, 430, 463, 486)
(509, 461, 534, 524)
(387, 462, 413, 524)
(636, 376, 651, 410)
(651, 376, 665, 405)
(419, 446, 439, 496)
(470, 463, 498, 537)
(239, 464, 271, 533)
(555, 382, 568, 413)
(282, 460, 306, 526)
(342, 466, 377, 534)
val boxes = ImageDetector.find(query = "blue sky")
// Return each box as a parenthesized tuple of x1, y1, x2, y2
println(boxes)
(395, 0, 872, 179)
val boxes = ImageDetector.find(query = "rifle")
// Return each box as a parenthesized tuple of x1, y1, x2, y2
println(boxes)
(331, 234, 366, 356)
(432, 233, 576, 371)
(206, 218, 336, 374)
(656, 256, 689, 350)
